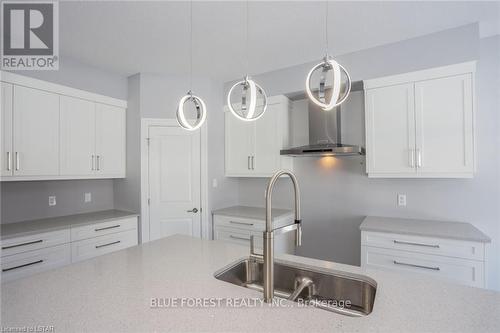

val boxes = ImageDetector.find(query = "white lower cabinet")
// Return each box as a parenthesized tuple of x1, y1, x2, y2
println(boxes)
(361, 230, 486, 288)
(1, 216, 138, 283)
(213, 213, 294, 254)
(71, 229, 138, 263)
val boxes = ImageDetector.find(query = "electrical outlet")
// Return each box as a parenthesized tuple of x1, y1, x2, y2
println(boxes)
(48, 196, 56, 206)
(397, 194, 407, 207)
(84, 192, 92, 203)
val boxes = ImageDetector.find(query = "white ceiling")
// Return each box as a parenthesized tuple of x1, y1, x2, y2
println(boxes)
(60, 1, 500, 80)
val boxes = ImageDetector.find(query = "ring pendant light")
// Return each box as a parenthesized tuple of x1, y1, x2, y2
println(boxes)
(176, 1, 207, 131)
(305, 1, 351, 111)
(226, 1, 268, 121)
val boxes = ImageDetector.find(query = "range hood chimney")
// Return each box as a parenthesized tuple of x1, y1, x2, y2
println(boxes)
(280, 81, 365, 157)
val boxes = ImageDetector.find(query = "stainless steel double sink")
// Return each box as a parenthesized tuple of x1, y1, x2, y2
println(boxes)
(215, 257, 377, 317)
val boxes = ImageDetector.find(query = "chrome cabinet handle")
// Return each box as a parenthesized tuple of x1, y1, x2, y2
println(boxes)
(187, 208, 198, 213)
(95, 240, 120, 249)
(96, 155, 100, 171)
(409, 149, 415, 168)
(91, 155, 95, 171)
(229, 221, 254, 226)
(229, 235, 251, 241)
(393, 240, 440, 248)
(416, 149, 422, 168)
(2, 239, 43, 250)
(247, 156, 251, 170)
(251, 156, 255, 170)
(6, 152, 11, 171)
(15, 152, 19, 171)
(393, 260, 440, 271)
(95, 225, 120, 232)
(2, 259, 44, 272)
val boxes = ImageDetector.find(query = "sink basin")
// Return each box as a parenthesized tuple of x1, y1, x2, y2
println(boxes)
(214, 257, 377, 316)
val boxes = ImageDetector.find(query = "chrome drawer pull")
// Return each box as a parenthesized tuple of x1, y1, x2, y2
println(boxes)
(229, 235, 251, 241)
(95, 240, 121, 249)
(393, 260, 440, 271)
(95, 225, 121, 232)
(2, 239, 43, 250)
(229, 221, 254, 226)
(393, 240, 440, 248)
(3, 259, 44, 272)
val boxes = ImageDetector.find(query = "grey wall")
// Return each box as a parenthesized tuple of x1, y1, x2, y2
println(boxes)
(1, 180, 114, 223)
(1, 57, 128, 224)
(228, 25, 500, 290)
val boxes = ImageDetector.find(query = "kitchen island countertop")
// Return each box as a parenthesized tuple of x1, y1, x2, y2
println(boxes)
(2, 235, 499, 332)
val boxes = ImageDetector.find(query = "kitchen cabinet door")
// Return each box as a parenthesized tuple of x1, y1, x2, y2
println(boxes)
(1, 82, 13, 177)
(365, 83, 416, 176)
(60, 96, 96, 176)
(225, 110, 253, 175)
(415, 74, 474, 176)
(95, 103, 125, 177)
(253, 103, 280, 175)
(13, 86, 60, 176)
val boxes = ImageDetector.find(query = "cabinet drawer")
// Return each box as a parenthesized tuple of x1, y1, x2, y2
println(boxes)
(1, 244, 71, 283)
(71, 229, 138, 263)
(361, 231, 484, 261)
(213, 215, 264, 232)
(71, 217, 137, 241)
(362, 246, 484, 288)
(1, 229, 70, 257)
(214, 227, 263, 248)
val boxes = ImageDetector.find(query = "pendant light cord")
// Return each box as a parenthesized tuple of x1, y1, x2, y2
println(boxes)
(189, 0, 193, 91)
(325, 0, 329, 57)
(245, 0, 249, 75)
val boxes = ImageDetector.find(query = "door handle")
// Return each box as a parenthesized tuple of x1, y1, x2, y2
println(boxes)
(6, 152, 11, 171)
(187, 208, 198, 213)
(409, 149, 415, 168)
(91, 155, 95, 171)
(247, 156, 251, 170)
(251, 156, 255, 170)
(416, 149, 422, 168)
(15, 152, 19, 171)
(96, 155, 100, 171)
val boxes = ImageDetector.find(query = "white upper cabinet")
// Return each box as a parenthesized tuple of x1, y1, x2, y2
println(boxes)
(13, 86, 60, 176)
(0, 72, 127, 181)
(364, 62, 476, 178)
(95, 103, 126, 177)
(1, 82, 13, 177)
(225, 95, 293, 177)
(60, 96, 96, 176)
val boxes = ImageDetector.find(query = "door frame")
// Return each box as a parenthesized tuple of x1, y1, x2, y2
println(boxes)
(140, 118, 209, 243)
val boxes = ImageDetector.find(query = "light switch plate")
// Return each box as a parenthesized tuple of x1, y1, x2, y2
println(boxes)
(49, 196, 56, 206)
(397, 194, 406, 207)
(84, 192, 92, 203)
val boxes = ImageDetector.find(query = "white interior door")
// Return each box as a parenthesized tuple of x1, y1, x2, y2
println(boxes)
(1, 82, 13, 177)
(60, 96, 96, 176)
(95, 103, 126, 176)
(13, 86, 60, 176)
(365, 83, 416, 174)
(415, 74, 474, 174)
(149, 126, 201, 240)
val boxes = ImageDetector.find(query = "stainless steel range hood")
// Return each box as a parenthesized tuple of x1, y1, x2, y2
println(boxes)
(281, 81, 365, 157)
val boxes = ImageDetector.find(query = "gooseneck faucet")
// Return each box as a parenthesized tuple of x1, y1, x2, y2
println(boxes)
(250, 170, 302, 303)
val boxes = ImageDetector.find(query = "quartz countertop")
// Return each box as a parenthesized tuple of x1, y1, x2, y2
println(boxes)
(1, 210, 139, 240)
(212, 205, 293, 221)
(2, 235, 499, 332)
(360, 216, 491, 242)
